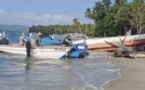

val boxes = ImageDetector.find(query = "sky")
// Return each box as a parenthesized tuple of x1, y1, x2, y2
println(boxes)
(0, 0, 99, 26)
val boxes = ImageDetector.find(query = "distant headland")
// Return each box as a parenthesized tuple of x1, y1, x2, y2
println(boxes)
(0, 24, 30, 32)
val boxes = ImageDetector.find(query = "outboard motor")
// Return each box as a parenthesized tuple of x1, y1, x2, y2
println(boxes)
(71, 43, 88, 58)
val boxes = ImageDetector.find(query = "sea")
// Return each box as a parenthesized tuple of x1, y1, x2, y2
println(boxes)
(0, 30, 127, 90)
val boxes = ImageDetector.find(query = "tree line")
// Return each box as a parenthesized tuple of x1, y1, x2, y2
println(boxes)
(29, 23, 95, 37)
(29, 0, 145, 37)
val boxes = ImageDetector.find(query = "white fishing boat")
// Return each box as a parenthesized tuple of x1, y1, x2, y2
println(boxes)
(0, 44, 71, 59)
(73, 34, 145, 51)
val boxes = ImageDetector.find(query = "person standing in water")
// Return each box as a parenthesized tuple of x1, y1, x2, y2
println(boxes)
(26, 40, 35, 57)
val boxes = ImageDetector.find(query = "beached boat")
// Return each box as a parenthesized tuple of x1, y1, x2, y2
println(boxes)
(73, 34, 145, 51)
(0, 44, 71, 59)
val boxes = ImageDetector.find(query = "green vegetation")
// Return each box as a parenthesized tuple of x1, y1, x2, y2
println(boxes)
(29, 23, 95, 37)
(29, 0, 145, 37)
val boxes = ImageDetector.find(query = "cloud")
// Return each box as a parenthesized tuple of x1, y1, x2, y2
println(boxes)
(0, 9, 5, 14)
(0, 9, 75, 26)
(53, 15, 74, 24)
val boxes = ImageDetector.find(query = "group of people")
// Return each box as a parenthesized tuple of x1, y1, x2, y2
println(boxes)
(19, 33, 72, 57)
(19, 33, 41, 46)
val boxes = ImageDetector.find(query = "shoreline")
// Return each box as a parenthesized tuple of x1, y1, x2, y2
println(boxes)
(104, 57, 145, 90)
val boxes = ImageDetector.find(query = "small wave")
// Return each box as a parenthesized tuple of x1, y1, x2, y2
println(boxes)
(86, 52, 108, 59)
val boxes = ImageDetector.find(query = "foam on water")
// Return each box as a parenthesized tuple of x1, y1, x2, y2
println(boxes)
(0, 52, 127, 90)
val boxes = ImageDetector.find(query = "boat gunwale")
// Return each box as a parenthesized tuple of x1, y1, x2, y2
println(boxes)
(0, 43, 71, 49)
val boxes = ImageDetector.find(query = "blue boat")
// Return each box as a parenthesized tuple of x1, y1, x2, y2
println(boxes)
(41, 37, 62, 45)
(70, 43, 88, 58)
(25, 36, 64, 45)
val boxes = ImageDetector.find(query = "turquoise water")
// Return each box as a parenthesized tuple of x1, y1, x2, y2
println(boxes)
(0, 30, 126, 90)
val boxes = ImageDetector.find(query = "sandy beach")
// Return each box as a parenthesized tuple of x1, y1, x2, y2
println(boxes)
(104, 56, 145, 90)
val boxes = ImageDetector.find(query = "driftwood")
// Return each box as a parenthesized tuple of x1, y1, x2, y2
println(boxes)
(105, 35, 145, 58)
(129, 53, 145, 58)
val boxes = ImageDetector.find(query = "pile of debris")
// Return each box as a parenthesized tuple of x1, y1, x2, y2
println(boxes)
(106, 35, 145, 58)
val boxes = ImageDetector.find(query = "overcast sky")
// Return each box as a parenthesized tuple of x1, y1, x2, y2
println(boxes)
(0, 0, 100, 26)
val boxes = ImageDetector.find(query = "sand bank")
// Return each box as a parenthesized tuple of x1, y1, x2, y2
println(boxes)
(104, 57, 145, 90)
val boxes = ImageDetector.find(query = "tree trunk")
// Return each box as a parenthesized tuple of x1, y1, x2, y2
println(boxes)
(105, 35, 136, 58)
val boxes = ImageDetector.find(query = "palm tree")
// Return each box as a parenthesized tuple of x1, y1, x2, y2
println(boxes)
(115, 0, 127, 6)
(73, 18, 81, 33)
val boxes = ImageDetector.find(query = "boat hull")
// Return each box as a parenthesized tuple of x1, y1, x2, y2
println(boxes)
(73, 34, 145, 51)
(0, 44, 71, 59)
(88, 39, 145, 51)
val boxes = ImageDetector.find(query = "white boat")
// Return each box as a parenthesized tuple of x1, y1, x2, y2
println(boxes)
(0, 44, 71, 59)
(73, 34, 145, 51)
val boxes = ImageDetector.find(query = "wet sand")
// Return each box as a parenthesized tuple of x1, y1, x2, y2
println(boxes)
(104, 56, 145, 90)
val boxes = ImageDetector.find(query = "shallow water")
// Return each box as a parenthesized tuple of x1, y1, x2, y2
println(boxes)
(0, 52, 126, 90)
(0, 30, 127, 90)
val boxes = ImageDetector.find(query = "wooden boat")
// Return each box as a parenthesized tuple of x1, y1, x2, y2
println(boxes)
(73, 34, 145, 51)
(0, 44, 71, 59)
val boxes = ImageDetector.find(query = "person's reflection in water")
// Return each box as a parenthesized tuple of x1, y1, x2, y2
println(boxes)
(24, 57, 39, 82)
(24, 57, 35, 72)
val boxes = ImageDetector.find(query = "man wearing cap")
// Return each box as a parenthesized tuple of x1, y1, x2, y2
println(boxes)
(31, 35, 36, 46)
(62, 35, 72, 46)
(19, 33, 26, 46)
